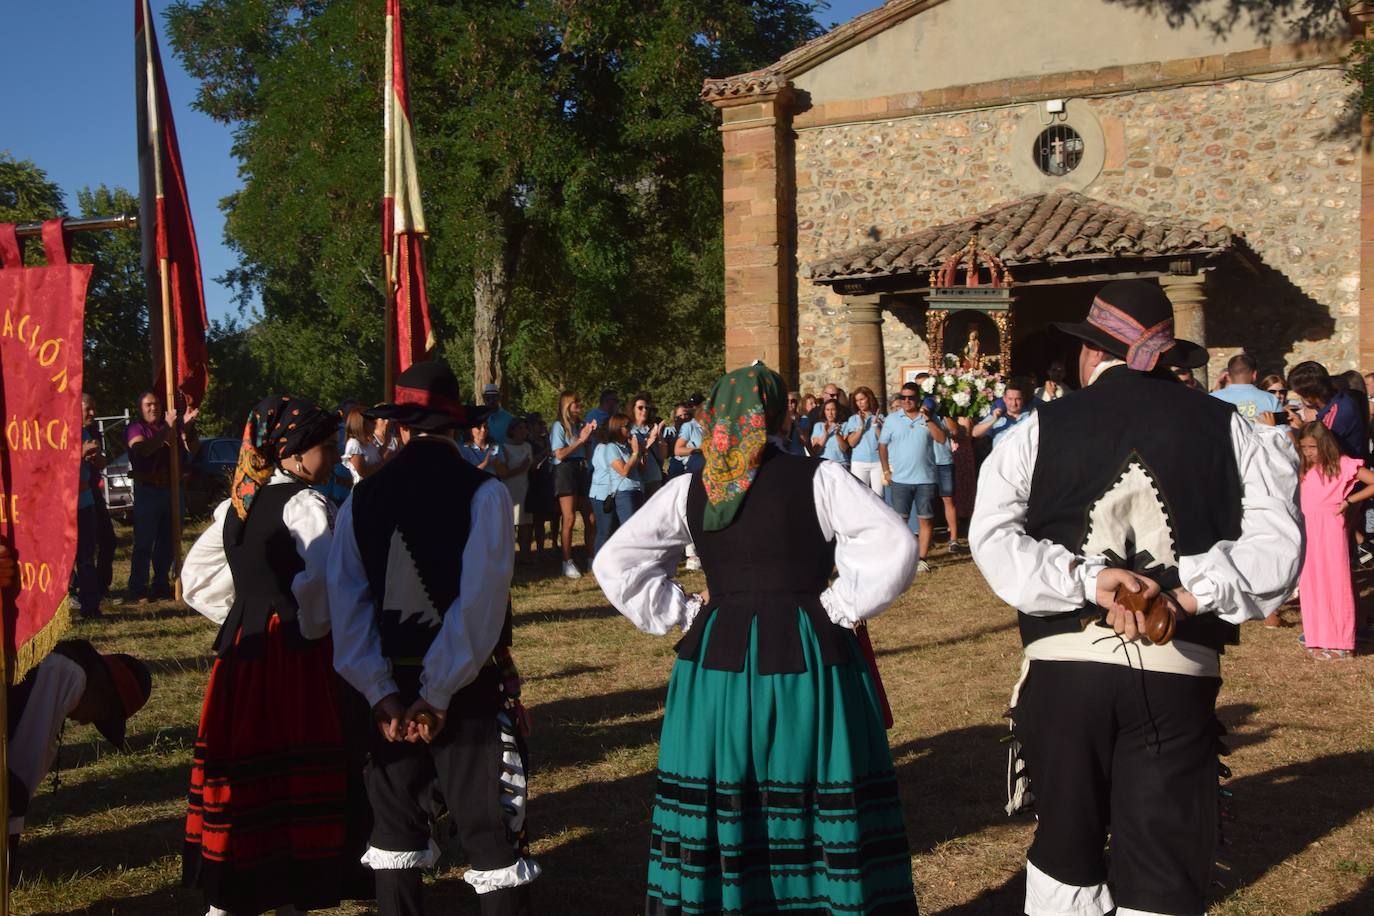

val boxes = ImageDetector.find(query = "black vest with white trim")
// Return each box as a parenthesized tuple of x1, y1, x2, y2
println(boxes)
(218, 480, 312, 658)
(1022, 366, 1243, 652)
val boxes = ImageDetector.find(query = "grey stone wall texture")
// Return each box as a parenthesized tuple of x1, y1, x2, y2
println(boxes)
(792, 68, 1359, 395)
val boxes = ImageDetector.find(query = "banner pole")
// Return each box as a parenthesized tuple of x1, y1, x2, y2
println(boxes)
(383, 249, 396, 401)
(13, 214, 138, 240)
(159, 257, 184, 602)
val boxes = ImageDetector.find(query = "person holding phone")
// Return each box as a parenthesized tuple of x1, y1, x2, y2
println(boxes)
(879, 384, 947, 574)
(629, 393, 666, 499)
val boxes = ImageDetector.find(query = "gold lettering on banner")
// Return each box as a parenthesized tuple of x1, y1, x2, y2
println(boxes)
(0, 494, 20, 524)
(19, 561, 52, 594)
(37, 338, 60, 367)
(1, 417, 71, 452)
(3, 303, 72, 394)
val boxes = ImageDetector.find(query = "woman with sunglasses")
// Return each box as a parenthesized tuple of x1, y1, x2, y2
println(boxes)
(630, 393, 667, 499)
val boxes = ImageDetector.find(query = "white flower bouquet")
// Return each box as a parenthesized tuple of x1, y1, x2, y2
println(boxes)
(929, 359, 1003, 419)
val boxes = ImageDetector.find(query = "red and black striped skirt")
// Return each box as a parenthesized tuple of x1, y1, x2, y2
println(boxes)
(183, 616, 358, 913)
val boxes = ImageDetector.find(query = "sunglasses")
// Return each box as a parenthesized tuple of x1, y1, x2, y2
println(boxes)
(898, 394, 918, 401)
(1268, 388, 1285, 395)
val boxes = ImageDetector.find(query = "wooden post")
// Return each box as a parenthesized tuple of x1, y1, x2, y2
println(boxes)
(383, 249, 396, 401)
(0, 618, 9, 916)
(159, 258, 184, 601)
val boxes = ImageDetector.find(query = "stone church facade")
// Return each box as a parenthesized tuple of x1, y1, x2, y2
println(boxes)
(703, 0, 1374, 397)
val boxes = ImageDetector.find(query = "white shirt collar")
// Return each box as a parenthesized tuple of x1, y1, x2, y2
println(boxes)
(1088, 358, 1126, 386)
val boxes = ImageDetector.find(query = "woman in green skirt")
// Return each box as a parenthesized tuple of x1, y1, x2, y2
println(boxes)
(594, 363, 921, 914)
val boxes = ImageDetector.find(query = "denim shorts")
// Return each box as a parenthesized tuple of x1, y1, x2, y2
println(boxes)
(888, 482, 937, 520)
(936, 462, 955, 499)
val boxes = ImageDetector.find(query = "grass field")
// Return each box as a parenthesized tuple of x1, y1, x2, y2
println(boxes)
(10, 522, 1374, 915)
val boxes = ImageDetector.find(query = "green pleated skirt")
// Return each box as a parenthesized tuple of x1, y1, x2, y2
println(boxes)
(646, 608, 918, 915)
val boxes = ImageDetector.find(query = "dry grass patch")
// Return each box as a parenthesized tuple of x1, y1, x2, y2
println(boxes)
(9, 534, 1373, 914)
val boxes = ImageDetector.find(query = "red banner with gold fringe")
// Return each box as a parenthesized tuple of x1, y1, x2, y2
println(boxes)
(0, 221, 89, 684)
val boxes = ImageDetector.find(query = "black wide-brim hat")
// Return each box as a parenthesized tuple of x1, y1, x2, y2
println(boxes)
(366, 361, 492, 431)
(1054, 279, 1208, 371)
(52, 639, 152, 750)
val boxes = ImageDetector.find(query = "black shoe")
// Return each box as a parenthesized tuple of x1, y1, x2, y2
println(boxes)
(947, 540, 965, 554)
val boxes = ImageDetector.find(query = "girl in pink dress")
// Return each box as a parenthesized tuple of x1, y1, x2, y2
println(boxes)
(1297, 421, 1374, 659)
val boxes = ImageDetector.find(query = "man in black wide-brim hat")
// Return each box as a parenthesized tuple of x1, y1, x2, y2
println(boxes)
(969, 280, 1302, 916)
(327, 361, 539, 915)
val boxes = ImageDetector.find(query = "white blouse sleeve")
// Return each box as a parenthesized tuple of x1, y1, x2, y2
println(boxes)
(968, 414, 1107, 614)
(283, 487, 337, 640)
(182, 499, 235, 626)
(814, 460, 917, 627)
(592, 474, 696, 635)
(328, 497, 398, 707)
(1177, 414, 1303, 624)
(8, 654, 85, 835)
(419, 480, 515, 710)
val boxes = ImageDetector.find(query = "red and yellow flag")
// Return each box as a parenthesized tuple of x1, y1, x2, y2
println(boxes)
(384, 0, 434, 379)
(136, 0, 209, 408)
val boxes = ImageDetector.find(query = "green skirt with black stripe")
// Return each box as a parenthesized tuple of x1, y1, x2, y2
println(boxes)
(646, 609, 918, 915)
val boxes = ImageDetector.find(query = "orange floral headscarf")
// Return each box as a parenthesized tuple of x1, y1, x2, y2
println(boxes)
(701, 363, 786, 531)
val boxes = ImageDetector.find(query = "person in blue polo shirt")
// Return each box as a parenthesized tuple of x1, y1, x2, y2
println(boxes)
(973, 380, 1032, 449)
(810, 398, 850, 467)
(879, 382, 947, 573)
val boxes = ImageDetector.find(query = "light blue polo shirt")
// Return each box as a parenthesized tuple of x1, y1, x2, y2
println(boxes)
(550, 420, 588, 465)
(630, 424, 663, 483)
(932, 421, 954, 466)
(584, 407, 611, 430)
(673, 419, 704, 469)
(590, 443, 614, 500)
(878, 411, 936, 485)
(605, 441, 642, 492)
(842, 414, 881, 463)
(460, 442, 500, 468)
(985, 410, 1031, 449)
(486, 407, 515, 445)
(1210, 383, 1281, 422)
(811, 424, 850, 466)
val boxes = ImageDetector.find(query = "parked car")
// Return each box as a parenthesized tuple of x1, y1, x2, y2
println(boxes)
(102, 453, 134, 521)
(186, 437, 241, 517)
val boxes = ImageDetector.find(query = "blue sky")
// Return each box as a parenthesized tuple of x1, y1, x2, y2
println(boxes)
(1, 1, 882, 324)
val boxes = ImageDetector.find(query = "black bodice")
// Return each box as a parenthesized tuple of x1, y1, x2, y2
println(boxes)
(679, 448, 853, 674)
(218, 480, 312, 658)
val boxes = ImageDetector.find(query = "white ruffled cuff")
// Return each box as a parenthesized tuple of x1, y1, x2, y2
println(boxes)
(683, 594, 704, 631)
(463, 857, 542, 893)
(360, 839, 440, 870)
(818, 588, 857, 629)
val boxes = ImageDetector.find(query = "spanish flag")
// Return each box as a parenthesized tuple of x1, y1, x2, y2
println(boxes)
(136, 0, 209, 408)
(384, 0, 434, 381)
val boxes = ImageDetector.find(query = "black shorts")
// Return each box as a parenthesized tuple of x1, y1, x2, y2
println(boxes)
(553, 460, 589, 498)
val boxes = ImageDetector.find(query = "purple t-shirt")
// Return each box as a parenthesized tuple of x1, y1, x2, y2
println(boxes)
(126, 419, 187, 487)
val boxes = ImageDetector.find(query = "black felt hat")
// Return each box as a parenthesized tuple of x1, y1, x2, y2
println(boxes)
(1054, 280, 1208, 371)
(52, 639, 152, 750)
(366, 361, 491, 431)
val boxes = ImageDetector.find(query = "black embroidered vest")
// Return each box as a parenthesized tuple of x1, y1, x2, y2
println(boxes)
(679, 448, 852, 674)
(1023, 366, 1244, 652)
(217, 480, 312, 658)
(350, 438, 493, 663)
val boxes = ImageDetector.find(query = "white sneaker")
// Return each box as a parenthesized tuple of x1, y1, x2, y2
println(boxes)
(684, 556, 702, 571)
(916, 560, 931, 575)
(562, 560, 582, 579)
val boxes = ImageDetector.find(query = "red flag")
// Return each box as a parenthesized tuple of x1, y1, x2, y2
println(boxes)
(0, 221, 90, 682)
(136, 0, 209, 408)
(384, 0, 434, 378)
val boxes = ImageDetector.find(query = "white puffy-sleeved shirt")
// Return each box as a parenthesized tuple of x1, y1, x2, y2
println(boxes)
(7, 653, 85, 835)
(181, 471, 337, 639)
(969, 411, 1302, 676)
(592, 458, 918, 634)
(327, 473, 514, 711)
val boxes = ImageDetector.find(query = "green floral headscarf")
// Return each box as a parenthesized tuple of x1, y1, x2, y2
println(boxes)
(701, 363, 787, 531)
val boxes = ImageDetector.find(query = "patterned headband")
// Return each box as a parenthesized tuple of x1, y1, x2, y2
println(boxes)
(1087, 298, 1175, 371)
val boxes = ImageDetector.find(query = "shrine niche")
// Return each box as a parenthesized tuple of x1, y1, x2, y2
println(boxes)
(925, 239, 1015, 374)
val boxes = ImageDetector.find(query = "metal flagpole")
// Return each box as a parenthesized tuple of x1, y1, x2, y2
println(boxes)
(159, 258, 184, 602)
(13, 214, 138, 239)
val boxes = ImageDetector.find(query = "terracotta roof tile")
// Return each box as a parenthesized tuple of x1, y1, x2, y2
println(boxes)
(806, 191, 1241, 281)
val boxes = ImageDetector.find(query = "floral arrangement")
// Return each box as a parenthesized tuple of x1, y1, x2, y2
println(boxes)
(921, 355, 1005, 418)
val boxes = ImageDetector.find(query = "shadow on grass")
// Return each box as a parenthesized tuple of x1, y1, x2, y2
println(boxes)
(32, 757, 190, 827)
(940, 871, 1025, 914)
(1321, 874, 1374, 914)
(873, 618, 1017, 658)
(889, 725, 1009, 855)
(524, 663, 610, 682)
(530, 684, 665, 772)
(16, 812, 182, 887)
(30, 883, 202, 916)
(515, 603, 621, 626)
(142, 654, 214, 676)
(105, 604, 197, 622)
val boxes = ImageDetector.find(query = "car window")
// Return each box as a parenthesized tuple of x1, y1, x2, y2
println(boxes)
(209, 440, 239, 463)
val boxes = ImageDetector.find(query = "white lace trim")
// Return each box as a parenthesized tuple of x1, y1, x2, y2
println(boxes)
(462, 857, 542, 893)
(360, 839, 441, 870)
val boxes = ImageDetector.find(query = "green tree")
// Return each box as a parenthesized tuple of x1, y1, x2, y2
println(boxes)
(0, 152, 65, 266)
(165, 0, 821, 414)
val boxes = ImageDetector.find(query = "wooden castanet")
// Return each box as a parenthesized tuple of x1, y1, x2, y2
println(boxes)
(1113, 583, 1176, 645)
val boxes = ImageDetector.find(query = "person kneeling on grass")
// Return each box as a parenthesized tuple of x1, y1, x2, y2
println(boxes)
(6, 628, 151, 877)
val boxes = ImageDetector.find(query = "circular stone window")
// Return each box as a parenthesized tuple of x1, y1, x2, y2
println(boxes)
(1033, 125, 1085, 177)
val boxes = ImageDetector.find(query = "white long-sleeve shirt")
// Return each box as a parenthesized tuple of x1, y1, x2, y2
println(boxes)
(8, 653, 85, 835)
(327, 475, 514, 711)
(592, 459, 917, 634)
(970, 411, 1302, 675)
(181, 472, 336, 639)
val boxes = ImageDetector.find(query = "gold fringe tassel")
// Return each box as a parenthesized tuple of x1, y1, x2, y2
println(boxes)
(7, 597, 72, 687)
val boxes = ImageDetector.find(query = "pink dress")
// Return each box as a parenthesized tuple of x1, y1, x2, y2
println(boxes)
(1298, 456, 1361, 652)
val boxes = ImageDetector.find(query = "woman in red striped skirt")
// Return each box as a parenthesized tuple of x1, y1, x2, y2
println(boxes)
(181, 396, 370, 915)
